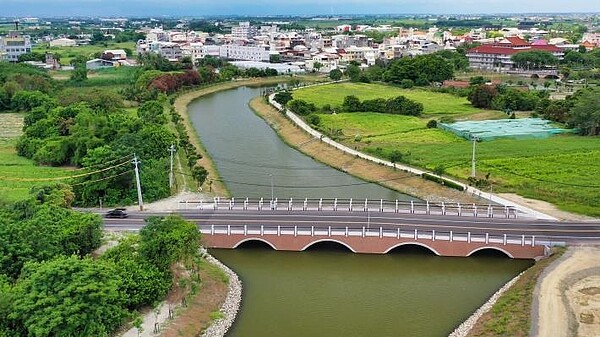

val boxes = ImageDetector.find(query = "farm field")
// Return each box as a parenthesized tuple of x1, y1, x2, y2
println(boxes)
(0, 114, 71, 203)
(293, 83, 600, 217)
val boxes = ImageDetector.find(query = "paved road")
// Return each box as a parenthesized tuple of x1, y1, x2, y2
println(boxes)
(102, 209, 600, 243)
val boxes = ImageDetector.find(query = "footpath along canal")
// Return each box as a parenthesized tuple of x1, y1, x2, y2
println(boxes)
(187, 86, 532, 337)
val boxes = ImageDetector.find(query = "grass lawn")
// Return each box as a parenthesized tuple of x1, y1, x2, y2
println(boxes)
(293, 82, 491, 116)
(49, 64, 136, 88)
(0, 114, 72, 203)
(294, 83, 600, 217)
(34, 42, 136, 66)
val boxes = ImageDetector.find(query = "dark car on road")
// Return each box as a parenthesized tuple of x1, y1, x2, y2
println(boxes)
(105, 208, 128, 218)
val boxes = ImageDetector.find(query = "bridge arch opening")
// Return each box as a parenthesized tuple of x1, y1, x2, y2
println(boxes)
(384, 243, 440, 256)
(302, 239, 356, 253)
(467, 247, 513, 259)
(234, 238, 277, 250)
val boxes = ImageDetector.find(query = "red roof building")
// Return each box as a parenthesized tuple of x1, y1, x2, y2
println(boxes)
(466, 38, 563, 71)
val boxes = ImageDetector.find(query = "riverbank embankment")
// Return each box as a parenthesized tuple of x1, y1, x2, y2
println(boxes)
(249, 96, 486, 205)
(173, 77, 317, 197)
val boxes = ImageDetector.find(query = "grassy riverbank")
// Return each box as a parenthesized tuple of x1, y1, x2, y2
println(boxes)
(173, 76, 325, 197)
(467, 248, 565, 337)
(293, 83, 600, 217)
(249, 96, 482, 203)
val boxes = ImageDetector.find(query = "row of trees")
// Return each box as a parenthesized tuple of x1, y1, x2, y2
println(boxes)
(332, 51, 466, 87)
(341, 95, 424, 116)
(467, 84, 547, 111)
(0, 185, 201, 337)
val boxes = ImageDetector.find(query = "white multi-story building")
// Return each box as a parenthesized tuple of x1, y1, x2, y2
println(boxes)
(0, 31, 32, 62)
(219, 44, 270, 61)
(231, 22, 258, 39)
(149, 42, 182, 61)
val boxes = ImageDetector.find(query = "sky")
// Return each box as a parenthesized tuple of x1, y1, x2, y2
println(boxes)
(2, 0, 600, 17)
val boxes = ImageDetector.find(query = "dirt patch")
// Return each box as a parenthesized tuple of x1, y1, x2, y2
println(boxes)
(535, 246, 600, 337)
(498, 193, 597, 222)
(0, 113, 24, 139)
(250, 96, 482, 204)
(567, 275, 600, 337)
(160, 268, 228, 337)
(580, 287, 600, 296)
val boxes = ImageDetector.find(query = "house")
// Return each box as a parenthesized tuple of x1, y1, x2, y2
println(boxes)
(0, 31, 32, 62)
(102, 49, 127, 60)
(86, 58, 118, 70)
(49, 38, 76, 47)
(466, 37, 563, 71)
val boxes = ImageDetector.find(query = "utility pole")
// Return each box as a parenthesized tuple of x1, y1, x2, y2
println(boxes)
(471, 135, 478, 178)
(132, 154, 144, 211)
(168, 144, 176, 190)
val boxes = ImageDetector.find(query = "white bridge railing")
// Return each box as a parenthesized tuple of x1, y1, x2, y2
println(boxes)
(198, 224, 541, 249)
(179, 197, 518, 218)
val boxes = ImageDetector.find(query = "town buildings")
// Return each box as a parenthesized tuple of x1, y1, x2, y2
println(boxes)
(0, 31, 32, 62)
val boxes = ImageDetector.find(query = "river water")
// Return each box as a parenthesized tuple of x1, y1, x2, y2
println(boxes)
(187, 86, 532, 337)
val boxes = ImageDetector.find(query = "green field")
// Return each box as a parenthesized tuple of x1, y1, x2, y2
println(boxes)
(294, 83, 600, 216)
(0, 114, 71, 203)
(34, 42, 136, 66)
(293, 82, 491, 116)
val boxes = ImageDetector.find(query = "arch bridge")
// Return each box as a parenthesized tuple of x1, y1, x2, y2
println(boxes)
(200, 224, 545, 259)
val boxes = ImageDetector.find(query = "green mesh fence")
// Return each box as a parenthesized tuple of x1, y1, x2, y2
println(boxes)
(439, 118, 574, 141)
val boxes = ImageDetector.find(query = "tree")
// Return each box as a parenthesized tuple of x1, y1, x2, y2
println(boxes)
(342, 95, 362, 112)
(102, 237, 170, 310)
(511, 50, 558, 70)
(287, 99, 317, 115)
(389, 150, 403, 163)
(346, 64, 361, 82)
(468, 85, 498, 109)
(139, 215, 201, 270)
(137, 100, 167, 125)
(11, 256, 126, 337)
(70, 55, 89, 83)
(569, 88, 600, 135)
(313, 61, 323, 72)
(273, 90, 293, 106)
(191, 165, 208, 187)
(329, 68, 343, 81)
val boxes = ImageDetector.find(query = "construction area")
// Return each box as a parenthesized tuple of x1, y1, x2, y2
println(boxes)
(439, 118, 573, 141)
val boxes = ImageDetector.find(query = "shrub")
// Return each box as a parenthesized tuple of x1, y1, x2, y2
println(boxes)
(422, 173, 465, 191)
(426, 119, 438, 128)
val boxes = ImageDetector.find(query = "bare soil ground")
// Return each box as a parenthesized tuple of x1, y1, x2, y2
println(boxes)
(499, 193, 598, 222)
(160, 268, 228, 337)
(535, 246, 600, 337)
(250, 97, 483, 204)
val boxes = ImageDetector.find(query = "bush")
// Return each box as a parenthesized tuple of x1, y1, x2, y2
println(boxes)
(306, 114, 321, 126)
(422, 173, 465, 191)
(400, 79, 414, 88)
(426, 120, 438, 128)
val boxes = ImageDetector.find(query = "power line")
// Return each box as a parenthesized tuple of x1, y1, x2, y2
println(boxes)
(70, 169, 134, 187)
(0, 159, 132, 182)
